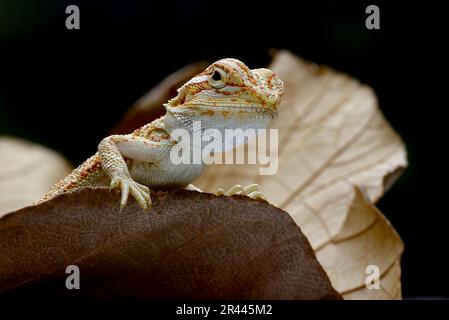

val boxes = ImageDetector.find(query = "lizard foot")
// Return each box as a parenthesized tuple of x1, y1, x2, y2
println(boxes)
(215, 184, 265, 200)
(185, 184, 202, 192)
(110, 176, 152, 210)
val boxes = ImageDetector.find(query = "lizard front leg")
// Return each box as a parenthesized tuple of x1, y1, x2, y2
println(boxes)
(98, 134, 165, 210)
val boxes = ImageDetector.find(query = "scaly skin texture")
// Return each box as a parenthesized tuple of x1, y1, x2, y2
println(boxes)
(38, 59, 284, 209)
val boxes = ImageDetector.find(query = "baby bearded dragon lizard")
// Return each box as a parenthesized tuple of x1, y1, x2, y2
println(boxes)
(38, 58, 284, 210)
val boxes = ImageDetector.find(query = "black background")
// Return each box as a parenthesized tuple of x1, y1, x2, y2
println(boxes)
(0, 0, 446, 298)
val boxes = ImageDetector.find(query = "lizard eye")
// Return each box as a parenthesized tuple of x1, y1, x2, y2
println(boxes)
(212, 71, 221, 81)
(209, 68, 226, 89)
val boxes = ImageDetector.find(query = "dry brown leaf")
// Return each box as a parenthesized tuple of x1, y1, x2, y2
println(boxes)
(194, 51, 406, 299)
(0, 188, 341, 300)
(0, 137, 73, 218)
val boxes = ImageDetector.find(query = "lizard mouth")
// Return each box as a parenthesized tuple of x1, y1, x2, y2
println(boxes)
(170, 105, 278, 123)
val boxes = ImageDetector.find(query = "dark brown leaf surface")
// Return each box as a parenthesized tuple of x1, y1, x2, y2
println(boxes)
(0, 188, 341, 300)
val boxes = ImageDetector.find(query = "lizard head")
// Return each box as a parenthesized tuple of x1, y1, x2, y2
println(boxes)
(163, 58, 284, 143)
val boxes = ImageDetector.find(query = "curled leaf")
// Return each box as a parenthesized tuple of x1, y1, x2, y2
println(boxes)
(194, 51, 406, 299)
(315, 187, 403, 299)
(0, 137, 72, 218)
(0, 188, 341, 300)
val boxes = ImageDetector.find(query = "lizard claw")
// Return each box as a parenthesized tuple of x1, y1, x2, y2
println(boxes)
(216, 184, 266, 200)
(110, 176, 152, 210)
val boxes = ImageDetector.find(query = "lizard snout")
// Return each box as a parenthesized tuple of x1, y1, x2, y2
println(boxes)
(250, 68, 284, 109)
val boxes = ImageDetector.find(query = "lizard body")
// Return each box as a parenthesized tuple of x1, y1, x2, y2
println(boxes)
(38, 59, 284, 209)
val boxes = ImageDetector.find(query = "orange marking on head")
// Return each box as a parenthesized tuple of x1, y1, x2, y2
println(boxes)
(201, 110, 215, 116)
(233, 60, 250, 73)
(266, 73, 275, 89)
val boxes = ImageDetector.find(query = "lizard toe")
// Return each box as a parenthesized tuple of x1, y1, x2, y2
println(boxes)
(119, 180, 130, 210)
(246, 191, 265, 200)
(128, 181, 152, 210)
(215, 188, 225, 196)
(136, 183, 150, 193)
(110, 177, 120, 191)
(218, 184, 266, 201)
(226, 184, 244, 196)
(111, 177, 150, 211)
(129, 186, 147, 210)
(139, 186, 152, 208)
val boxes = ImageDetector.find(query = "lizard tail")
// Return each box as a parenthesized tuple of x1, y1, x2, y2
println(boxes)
(36, 153, 108, 204)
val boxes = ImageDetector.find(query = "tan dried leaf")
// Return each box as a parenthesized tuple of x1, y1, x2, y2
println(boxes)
(0, 137, 72, 217)
(194, 51, 407, 299)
